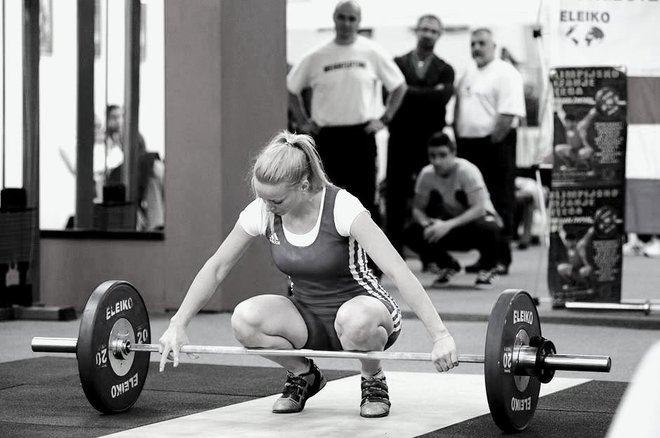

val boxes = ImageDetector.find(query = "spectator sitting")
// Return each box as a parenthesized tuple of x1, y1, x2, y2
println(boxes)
(404, 132, 502, 289)
(384, 13, 455, 256)
(514, 176, 546, 249)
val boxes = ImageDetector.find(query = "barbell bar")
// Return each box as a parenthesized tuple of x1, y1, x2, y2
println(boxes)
(31, 337, 611, 372)
(30, 280, 613, 433)
(564, 300, 660, 315)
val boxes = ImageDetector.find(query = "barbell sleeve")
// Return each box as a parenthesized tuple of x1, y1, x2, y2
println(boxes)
(32, 337, 78, 354)
(515, 345, 611, 373)
(541, 354, 612, 372)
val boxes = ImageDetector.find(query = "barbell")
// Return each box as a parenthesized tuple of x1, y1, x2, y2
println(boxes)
(31, 280, 611, 433)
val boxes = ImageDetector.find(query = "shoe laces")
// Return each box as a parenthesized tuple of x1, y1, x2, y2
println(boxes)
(437, 267, 458, 280)
(361, 376, 390, 405)
(282, 373, 311, 402)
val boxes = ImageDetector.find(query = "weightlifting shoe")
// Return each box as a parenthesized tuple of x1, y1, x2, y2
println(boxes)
(360, 374, 391, 418)
(272, 360, 326, 413)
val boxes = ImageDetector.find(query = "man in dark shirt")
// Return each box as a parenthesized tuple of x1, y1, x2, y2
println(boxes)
(385, 14, 455, 258)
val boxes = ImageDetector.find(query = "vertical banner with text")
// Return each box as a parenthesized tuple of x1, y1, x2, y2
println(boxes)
(548, 66, 627, 305)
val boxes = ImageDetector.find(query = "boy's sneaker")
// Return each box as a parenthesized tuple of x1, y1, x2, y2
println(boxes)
(430, 259, 461, 288)
(422, 261, 441, 274)
(272, 359, 326, 413)
(430, 267, 459, 288)
(475, 269, 497, 289)
(493, 263, 510, 276)
(465, 261, 484, 273)
(360, 374, 391, 418)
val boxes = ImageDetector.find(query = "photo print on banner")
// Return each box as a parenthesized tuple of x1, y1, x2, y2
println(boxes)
(547, 66, 627, 305)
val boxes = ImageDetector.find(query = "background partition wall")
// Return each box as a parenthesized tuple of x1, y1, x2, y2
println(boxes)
(38, 0, 288, 311)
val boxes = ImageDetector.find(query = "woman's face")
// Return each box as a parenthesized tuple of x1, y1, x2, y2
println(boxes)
(253, 180, 301, 216)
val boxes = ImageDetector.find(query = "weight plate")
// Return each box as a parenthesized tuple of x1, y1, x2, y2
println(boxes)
(485, 289, 542, 432)
(77, 280, 151, 413)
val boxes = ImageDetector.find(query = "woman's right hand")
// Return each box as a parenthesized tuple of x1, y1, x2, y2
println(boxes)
(158, 322, 193, 372)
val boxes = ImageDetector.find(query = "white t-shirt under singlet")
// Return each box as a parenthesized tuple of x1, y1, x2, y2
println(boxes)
(238, 187, 367, 245)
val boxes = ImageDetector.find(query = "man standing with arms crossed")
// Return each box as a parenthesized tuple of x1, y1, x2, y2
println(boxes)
(287, 0, 407, 221)
(454, 28, 526, 275)
(385, 14, 455, 258)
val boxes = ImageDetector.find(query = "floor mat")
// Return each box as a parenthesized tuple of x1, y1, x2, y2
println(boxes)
(0, 357, 356, 438)
(0, 357, 625, 438)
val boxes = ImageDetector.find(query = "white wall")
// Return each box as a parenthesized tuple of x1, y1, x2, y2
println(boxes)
(0, 1, 25, 189)
(39, 0, 164, 229)
(39, 0, 78, 229)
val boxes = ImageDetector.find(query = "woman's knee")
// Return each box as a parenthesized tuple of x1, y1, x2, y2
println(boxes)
(335, 297, 390, 349)
(231, 299, 263, 343)
(231, 297, 286, 343)
(232, 296, 308, 348)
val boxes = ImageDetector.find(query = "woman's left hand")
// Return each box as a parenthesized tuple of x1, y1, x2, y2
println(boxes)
(431, 334, 459, 372)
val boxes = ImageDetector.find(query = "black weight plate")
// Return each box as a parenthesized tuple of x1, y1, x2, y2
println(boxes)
(77, 280, 151, 413)
(485, 289, 542, 432)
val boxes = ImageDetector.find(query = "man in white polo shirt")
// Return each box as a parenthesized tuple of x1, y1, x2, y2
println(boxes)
(454, 27, 526, 275)
(287, 0, 407, 219)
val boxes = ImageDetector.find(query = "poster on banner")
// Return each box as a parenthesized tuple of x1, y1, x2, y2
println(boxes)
(547, 186, 624, 304)
(548, 66, 626, 305)
(549, 66, 627, 185)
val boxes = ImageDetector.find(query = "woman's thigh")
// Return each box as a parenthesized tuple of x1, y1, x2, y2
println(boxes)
(232, 294, 308, 348)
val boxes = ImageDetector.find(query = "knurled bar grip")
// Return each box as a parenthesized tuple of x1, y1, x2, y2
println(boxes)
(31, 337, 612, 372)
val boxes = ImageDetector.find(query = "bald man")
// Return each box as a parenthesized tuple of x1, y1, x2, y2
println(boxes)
(287, 0, 407, 219)
(454, 28, 526, 275)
